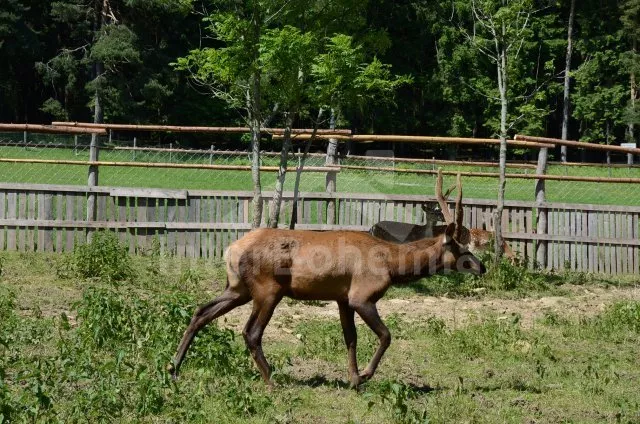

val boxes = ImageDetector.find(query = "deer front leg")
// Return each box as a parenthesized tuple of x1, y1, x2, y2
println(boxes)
(338, 301, 361, 388)
(352, 301, 391, 382)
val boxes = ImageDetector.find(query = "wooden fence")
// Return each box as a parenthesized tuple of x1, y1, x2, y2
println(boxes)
(0, 183, 638, 275)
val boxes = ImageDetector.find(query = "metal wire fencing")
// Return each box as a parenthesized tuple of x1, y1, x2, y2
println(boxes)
(0, 131, 638, 206)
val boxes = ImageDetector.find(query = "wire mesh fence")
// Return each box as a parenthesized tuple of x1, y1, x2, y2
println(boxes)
(1, 131, 639, 206)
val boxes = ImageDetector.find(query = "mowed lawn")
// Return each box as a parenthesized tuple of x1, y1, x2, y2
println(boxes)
(1, 145, 639, 205)
(1, 247, 640, 423)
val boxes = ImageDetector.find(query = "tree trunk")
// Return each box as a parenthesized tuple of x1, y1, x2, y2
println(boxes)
(250, 93, 262, 229)
(268, 113, 293, 228)
(325, 109, 338, 225)
(87, 0, 107, 224)
(249, 9, 262, 229)
(560, 0, 576, 162)
(534, 147, 548, 268)
(630, 37, 637, 146)
(494, 45, 508, 261)
(290, 109, 323, 230)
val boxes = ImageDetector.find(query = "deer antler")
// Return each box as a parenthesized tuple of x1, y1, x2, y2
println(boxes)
(435, 168, 454, 224)
(454, 173, 463, 240)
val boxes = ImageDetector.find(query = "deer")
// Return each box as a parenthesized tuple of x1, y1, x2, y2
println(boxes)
(368, 169, 516, 261)
(168, 179, 486, 389)
(432, 170, 516, 261)
(369, 203, 445, 243)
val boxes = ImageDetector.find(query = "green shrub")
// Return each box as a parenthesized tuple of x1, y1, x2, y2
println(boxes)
(73, 231, 133, 282)
(592, 302, 640, 335)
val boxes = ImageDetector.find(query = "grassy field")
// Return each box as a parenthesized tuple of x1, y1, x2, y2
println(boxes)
(1, 234, 640, 423)
(1, 144, 639, 205)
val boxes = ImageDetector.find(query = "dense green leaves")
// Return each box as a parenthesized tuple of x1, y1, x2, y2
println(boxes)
(1, 0, 637, 150)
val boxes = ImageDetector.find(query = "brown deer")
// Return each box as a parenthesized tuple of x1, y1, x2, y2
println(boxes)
(369, 170, 515, 260)
(369, 203, 445, 243)
(168, 190, 486, 388)
(433, 170, 516, 261)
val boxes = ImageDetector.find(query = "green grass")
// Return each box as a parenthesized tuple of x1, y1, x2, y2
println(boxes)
(1, 244, 640, 423)
(1, 144, 638, 205)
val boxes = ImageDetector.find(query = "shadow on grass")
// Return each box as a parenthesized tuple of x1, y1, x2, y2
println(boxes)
(280, 373, 440, 395)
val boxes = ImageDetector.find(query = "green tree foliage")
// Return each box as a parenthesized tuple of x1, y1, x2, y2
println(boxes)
(0, 0, 635, 153)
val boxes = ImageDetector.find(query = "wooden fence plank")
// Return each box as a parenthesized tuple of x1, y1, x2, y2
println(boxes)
(0, 192, 5, 250)
(581, 210, 588, 273)
(166, 198, 177, 255)
(6, 192, 17, 251)
(17, 193, 27, 251)
(176, 199, 187, 257)
(65, 195, 75, 252)
(632, 213, 640, 275)
(54, 193, 63, 252)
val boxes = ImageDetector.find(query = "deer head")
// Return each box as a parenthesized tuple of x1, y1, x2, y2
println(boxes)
(439, 222, 486, 275)
(421, 203, 445, 224)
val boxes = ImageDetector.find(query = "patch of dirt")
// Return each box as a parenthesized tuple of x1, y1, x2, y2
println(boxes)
(218, 285, 640, 344)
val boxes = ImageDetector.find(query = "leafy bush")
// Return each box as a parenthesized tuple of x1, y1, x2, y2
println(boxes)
(73, 231, 133, 282)
(482, 256, 547, 293)
(590, 302, 640, 336)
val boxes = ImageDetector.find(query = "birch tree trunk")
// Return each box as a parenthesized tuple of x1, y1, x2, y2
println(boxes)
(268, 113, 293, 228)
(249, 10, 263, 229)
(494, 42, 508, 260)
(325, 109, 338, 225)
(249, 88, 263, 228)
(290, 109, 323, 230)
(560, 0, 576, 162)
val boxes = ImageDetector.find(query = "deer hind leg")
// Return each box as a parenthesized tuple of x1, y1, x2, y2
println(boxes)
(352, 301, 391, 383)
(243, 292, 282, 387)
(338, 301, 361, 388)
(170, 287, 250, 377)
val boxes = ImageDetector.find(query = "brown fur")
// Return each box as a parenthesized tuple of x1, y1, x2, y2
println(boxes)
(169, 224, 485, 388)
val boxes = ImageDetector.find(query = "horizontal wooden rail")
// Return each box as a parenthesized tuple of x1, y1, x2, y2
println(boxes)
(52, 121, 350, 135)
(515, 134, 640, 155)
(0, 123, 106, 135)
(342, 154, 538, 169)
(278, 134, 554, 148)
(504, 232, 640, 247)
(338, 164, 640, 183)
(0, 157, 339, 173)
(1, 182, 639, 212)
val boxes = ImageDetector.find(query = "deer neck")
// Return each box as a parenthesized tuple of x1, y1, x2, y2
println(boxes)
(387, 237, 445, 284)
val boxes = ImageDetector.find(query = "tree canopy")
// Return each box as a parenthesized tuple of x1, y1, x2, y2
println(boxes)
(1, 0, 636, 155)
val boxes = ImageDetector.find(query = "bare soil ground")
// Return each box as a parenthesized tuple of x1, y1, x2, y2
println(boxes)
(218, 284, 640, 344)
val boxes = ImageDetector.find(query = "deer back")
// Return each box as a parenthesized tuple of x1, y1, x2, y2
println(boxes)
(369, 221, 434, 244)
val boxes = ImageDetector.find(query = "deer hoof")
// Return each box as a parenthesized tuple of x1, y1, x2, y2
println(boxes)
(167, 362, 178, 379)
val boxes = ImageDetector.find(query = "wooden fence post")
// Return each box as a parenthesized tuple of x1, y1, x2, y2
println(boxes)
(86, 133, 100, 231)
(535, 147, 548, 268)
(325, 146, 337, 225)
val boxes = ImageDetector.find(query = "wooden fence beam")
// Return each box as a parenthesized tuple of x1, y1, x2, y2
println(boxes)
(338, 164, 640, 183)
(0, 157, 339, 173)
(278, 134, 554, 148)
(0, 123, 106, 135)
(515, 134, 640, 155)
(51, 121, 351, 135)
